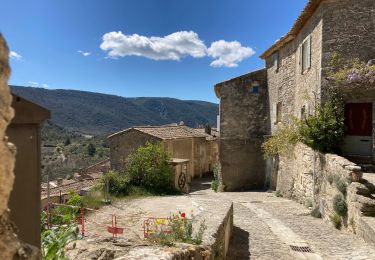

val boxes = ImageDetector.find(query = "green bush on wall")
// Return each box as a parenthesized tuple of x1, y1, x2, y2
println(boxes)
(299, 102, 345, 154)
(330, 213, 342, 229)
(333, 194, 348, 217)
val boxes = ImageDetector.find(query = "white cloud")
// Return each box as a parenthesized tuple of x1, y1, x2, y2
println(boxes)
(28, 81, 49, 88)
(100, 31, 207, 61)
(77, 50, 91, 56)
(208, 40, 255, 68)
(100, 30, 255, 67)
(9, 51, 22, 60)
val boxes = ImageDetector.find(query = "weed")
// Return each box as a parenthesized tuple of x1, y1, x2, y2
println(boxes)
(330, 213, 342, 229)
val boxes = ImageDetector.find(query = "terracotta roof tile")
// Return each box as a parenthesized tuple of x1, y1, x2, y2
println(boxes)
(108, 125, 209, 140)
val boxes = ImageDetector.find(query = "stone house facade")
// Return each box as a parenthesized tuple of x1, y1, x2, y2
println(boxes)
(108, 125, 218, 180)
(215, 0, 375, 191)
(214, 69, 269, 190)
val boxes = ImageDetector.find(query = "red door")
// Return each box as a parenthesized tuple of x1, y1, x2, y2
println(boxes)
(345, 103, 372, 136)
(343, 103, 373, 157)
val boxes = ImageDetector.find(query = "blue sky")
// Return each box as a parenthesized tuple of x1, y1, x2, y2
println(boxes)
(2, 0, 307, 103)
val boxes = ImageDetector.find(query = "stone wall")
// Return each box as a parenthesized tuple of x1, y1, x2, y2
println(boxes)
(321, 0, 375, 80)
(109, 129, 160, 171)
(0, 33, 39, 259)
(266, 3, 324, 133)
(276, 143, 375, 238)
(215, 69, 269, 190)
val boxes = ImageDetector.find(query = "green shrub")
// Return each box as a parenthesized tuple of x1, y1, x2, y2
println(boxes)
(333, 194, 348, 216)
(299, 102, 345, 154)
(262, 123, 300, 158)
(330, 213, 342, 229)
(82, 190, 105, 209)
(275, 190, 283, 197)
(310, 207, 321, 218)
(211, 163, 221, 192)
(102, 170, 130, 196)
(42, 222, 78, 259)
(334, 177, 347, 195)
(125, 142, 174, 193)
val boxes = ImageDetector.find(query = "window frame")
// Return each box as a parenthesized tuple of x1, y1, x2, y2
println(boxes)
(301, 35, 311, 73)
(275, 102, 282, 124)
(272, 51, 281, 72)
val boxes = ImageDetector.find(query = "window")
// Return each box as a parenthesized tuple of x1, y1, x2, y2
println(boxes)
(251, 81, 260, 94)
(302, 36, 311, 73)
(276, 102, 282, 123)
(251, 86, 259, 93)
(301, 105, 306, 119)
(272, 51, 280, 72)
(273, 102, 282, 125)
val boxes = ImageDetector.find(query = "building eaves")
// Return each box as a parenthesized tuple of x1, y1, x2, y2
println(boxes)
(260, 0, 324, 59)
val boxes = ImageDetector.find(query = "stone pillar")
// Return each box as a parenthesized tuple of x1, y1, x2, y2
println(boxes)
(0, 33, 39, 259)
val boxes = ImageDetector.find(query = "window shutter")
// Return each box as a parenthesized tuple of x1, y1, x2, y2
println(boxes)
(307, 36, 311, 69)
(300, 44, 303, 73)
(272, 103, 277, 124)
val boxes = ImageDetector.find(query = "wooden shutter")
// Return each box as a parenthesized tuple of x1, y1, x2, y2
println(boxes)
(307, 36, 311, 69)
(272, 103, 277, 124)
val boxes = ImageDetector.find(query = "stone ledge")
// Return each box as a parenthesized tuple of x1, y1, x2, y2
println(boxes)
(66, 197, 233, 260)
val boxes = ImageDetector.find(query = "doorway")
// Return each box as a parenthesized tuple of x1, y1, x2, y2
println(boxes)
(342, 103, 373, 157)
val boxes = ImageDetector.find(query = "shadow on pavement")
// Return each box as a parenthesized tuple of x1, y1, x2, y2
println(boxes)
(227, 226, 251, 259)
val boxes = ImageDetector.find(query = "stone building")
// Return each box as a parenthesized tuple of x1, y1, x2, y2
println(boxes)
(6, 94, 50, 248)
(108, 124, 218, 179)
(215, 69, 269, 190)
(215, 0, 375, 191)
(0, 33, 40, 259)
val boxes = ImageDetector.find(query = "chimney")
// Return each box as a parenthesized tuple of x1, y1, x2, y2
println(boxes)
(205, 124, 212, 135)
(57, 178, 63, 186)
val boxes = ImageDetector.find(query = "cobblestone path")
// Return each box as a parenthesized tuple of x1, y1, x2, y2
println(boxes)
(190, 180, 375, 259)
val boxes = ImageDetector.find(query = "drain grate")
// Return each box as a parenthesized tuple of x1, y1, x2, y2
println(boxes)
(250, 201, 263, 204)
(290, 245, 313, 253)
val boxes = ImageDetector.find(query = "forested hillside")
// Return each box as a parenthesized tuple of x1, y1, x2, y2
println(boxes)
(10, 86, 218, 135)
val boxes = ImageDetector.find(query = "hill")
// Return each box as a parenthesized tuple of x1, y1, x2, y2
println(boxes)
(10, 85, 219, 135)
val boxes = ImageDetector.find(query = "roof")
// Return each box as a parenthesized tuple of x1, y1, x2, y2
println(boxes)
(11, 94, 50, 124)
(195, 128, 220, 141)
(260, 0, 324, 59)
(108, 125, 209, 140)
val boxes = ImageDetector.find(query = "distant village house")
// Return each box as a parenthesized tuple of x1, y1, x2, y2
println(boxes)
(108, 124, 219, 182)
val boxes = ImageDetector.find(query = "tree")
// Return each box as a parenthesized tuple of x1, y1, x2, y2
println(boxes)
(125, 142, 173, 193)
(87, 143, 96, 157)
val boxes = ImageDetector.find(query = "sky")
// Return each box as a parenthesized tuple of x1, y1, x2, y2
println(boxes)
(2, 0, 308, 103)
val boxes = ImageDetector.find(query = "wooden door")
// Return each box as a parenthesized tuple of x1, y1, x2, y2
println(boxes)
(342, 103, 373, 156)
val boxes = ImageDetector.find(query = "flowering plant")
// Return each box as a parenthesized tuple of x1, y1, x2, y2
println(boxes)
(327, 53, 375, 88)
(147, 211, 206, 246)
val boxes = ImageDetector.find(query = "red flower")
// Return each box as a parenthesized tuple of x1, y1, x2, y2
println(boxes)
(180, 212, 186, 218)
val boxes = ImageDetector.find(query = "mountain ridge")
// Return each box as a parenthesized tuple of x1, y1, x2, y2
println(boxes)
(10, 85, 219, 135)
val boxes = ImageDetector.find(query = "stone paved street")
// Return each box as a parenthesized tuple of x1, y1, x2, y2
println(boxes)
(190, 179, 375, 260)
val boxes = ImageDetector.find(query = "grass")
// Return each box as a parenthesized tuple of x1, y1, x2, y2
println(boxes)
(330, 213, 342, 229)
(275, 190, 283, 197)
